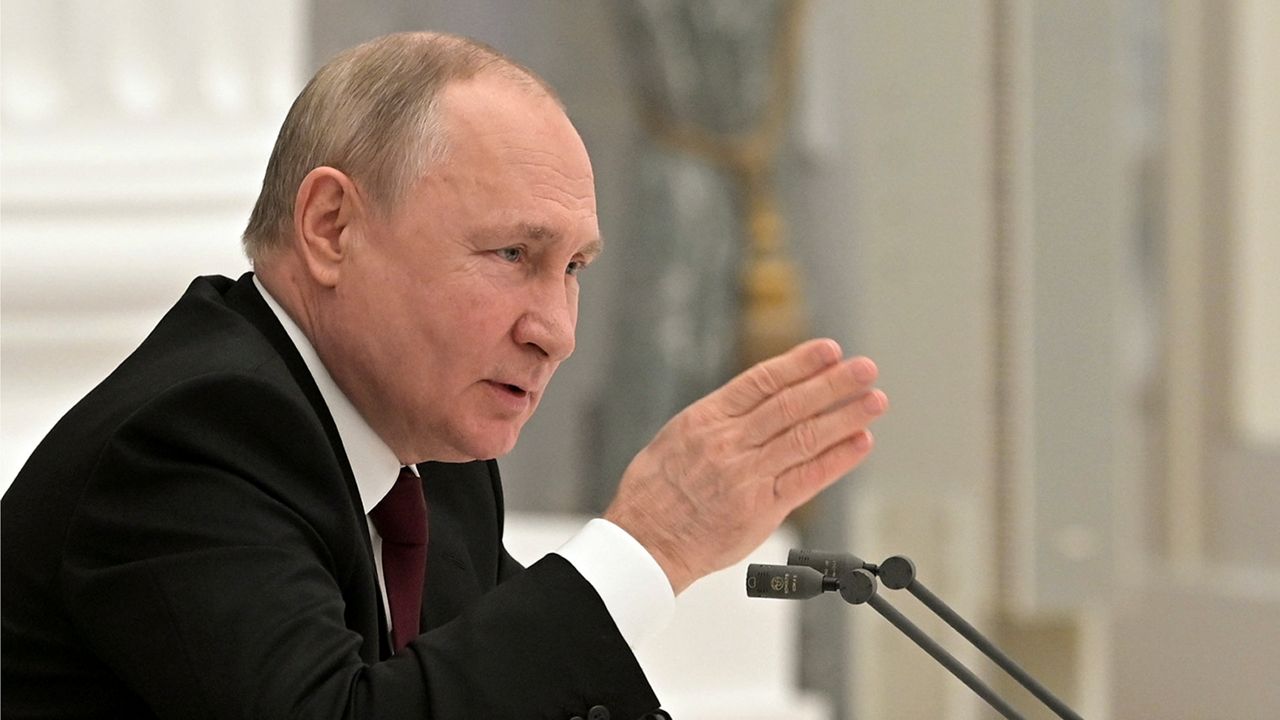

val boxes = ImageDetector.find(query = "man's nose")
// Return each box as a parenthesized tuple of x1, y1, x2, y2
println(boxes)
(513, 282, 576, 361)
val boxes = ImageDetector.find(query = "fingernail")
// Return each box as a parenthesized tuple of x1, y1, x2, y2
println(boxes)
(820, 339, 842, 363)
(854, 431, 873, 451)
(863, 390, 885, 414)
(850, 357, 877, 383)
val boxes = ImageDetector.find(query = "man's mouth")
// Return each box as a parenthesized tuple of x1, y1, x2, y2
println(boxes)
(489, 380, 530, 398)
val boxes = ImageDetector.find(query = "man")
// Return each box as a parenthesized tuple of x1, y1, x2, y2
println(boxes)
(1, 32, 886, 719)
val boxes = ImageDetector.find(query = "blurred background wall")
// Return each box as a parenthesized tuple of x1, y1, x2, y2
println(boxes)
(2, 1, 1276, 718)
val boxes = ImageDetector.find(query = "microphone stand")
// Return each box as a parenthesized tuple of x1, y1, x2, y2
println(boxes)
(872, 556, 1083, 720)
(750, 552, 1084, 720)
(838, 568, 1026, 719)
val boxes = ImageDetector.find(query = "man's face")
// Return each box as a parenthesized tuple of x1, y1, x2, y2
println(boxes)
(320, 76, 601, 462)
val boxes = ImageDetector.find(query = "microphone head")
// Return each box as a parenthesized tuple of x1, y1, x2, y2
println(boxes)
(836, 567, 878, 605)
(878, 555, 916, 590)
(787, 548, 868, 577)
(746, 564, 828, 600)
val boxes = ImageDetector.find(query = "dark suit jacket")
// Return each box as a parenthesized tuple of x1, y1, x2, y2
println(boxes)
(2, 273, 664, 719)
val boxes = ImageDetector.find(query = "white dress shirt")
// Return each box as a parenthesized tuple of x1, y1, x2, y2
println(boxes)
(253, 277, 673, 650)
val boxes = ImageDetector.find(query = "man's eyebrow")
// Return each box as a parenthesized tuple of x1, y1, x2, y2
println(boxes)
(580, 236, 604, 261)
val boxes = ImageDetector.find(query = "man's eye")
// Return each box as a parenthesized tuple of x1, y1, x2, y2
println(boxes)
(566, 260, 586, 277)
(496, 247, 523, 262)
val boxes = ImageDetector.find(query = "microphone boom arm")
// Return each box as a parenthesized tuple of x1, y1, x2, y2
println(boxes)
(840, 568, 1026, 720)
(752, 551, 1086, 720)
(876, 556, 1083, 720)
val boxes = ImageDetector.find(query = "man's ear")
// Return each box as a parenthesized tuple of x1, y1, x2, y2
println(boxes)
(292, 167, 365, 288)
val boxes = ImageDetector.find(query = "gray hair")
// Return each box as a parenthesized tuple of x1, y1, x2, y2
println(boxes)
(242, 31, 556, 262)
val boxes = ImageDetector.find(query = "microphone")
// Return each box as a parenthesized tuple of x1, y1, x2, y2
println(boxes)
(748, 551, 1084, 720)
(745, 564, 836, 599)
(786, 548, 878, 577)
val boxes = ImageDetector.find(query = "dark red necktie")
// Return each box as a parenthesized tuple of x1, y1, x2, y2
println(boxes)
(369, 467, 428, 652)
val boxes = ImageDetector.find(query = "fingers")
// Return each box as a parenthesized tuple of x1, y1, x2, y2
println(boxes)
(604, 341, 885, 594)
(754, 389, 885, 476)
(707, 339, 843, 417)
(772, 431, 875, 509)
(742, 356, 880, 445)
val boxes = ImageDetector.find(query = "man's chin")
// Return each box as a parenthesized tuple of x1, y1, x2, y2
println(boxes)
(449, 428, 522, 463)
(404, 418, 524, 463)
(477, 436, 521, 462)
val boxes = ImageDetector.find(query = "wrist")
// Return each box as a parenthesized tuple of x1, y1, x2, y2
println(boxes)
(603, 505, 694, 596)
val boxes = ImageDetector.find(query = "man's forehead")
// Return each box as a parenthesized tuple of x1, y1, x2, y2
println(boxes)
(434, 75, 593, 179)
(439, 73, 561, 128)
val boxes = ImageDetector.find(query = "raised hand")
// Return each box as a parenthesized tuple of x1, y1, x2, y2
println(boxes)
(603, 339, 887, 594)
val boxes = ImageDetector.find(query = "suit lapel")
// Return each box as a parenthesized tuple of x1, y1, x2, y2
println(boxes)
(416, 461, 498, 633)
(221, 272, 391, 659)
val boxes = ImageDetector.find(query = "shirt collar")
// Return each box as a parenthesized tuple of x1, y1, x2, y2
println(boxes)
(253, 275, 403, 513)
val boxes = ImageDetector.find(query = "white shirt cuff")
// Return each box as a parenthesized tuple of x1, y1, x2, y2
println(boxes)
(553, 518, 675, 651)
